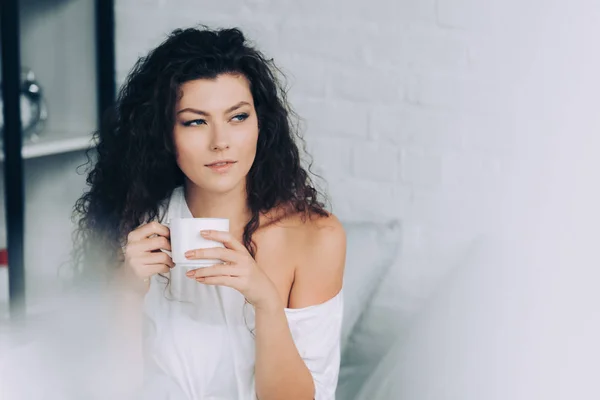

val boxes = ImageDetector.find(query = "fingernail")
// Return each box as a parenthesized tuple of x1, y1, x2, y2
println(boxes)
(186, 271, 194, 277)
(200, 230, 210, 236)
(184, 251, 193, 258)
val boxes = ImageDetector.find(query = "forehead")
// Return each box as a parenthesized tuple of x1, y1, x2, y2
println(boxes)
(177, 73, 254, 110)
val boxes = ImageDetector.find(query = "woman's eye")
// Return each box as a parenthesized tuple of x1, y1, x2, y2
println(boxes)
(231, 113, 249, 122)
(182, 119, 206, 127)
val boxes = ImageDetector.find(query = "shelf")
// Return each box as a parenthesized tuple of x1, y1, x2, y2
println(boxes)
(1, 0, 115, 314)
(0, 131, 95, 161)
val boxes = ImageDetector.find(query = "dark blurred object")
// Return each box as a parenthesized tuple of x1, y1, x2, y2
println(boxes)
(1, 0, 116, 319)
(0, 249, 7, 266)
(20, 0, 71, 14)
(0, 68, 47, 145)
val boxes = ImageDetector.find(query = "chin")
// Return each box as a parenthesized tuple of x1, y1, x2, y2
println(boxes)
(197, 176, 245, 195)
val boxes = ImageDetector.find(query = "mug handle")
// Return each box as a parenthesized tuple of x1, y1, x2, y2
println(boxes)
(159, 248, 172, 258)
(149, 229, 172, 259)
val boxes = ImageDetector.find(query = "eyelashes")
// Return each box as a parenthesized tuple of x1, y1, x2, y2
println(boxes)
(231, 113, 249, 122)
(182, 119, 206, 127)
(181, 113, 250, 127)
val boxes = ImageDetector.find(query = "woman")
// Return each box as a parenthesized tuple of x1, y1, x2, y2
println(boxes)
(73, 26, 346, 399)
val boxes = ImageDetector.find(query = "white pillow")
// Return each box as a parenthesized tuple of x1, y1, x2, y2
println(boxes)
(352, 239, 493, 400)
(337, 237, 478, 400)
(336, 257, 403, 400)
(340, 220, 401, 350)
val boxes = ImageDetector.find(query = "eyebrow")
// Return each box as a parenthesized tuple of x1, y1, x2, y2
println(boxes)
(176, 101, 251, 116)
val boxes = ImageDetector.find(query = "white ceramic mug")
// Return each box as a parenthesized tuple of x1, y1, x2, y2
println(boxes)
(163, 218, 230, 269)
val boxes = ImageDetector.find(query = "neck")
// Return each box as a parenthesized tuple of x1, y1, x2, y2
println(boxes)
(183, 179, 251, 238)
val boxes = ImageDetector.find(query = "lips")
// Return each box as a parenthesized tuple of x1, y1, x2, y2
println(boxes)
(205, 160, 236, 167)
(206, 161, 235, 167)
(205, 160, 237, 173)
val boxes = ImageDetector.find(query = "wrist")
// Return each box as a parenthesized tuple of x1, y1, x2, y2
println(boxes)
(253, 291, 284, 314)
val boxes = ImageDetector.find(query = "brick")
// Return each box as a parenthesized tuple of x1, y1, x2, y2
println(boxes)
(229, 19, 281, 54)
(406, 72, 510, 113)
(459, 113, 517, 155)
(400, 148, 443, 187)
(465, 35, 513, 78)
(115, 6, 169, 43)
(243, 0, 334, 17)
(294, 99, 369, 139)
(408, 186, 491, 228)
(243, 0, 435, 24)
(351, 142, 399, 182)
(404, 189, 445, 227)
(116, 0, 162, 8)
(175, 0, 245, 17)
(277, 54, 328, 98)
(242, 0, 287, 12)
(392, 185, 413, 220)
(278, 19, 367, 65)
(328, 180, 398, 223)
(364, 24, 468, 73)
(368, 105, 412, 145)
(369, 105, 465, 150)
(436, 0, 493, 31)
(115, 44, 150, 82)
(361, 25, 411, 70)
(304, 137, 354, 181)
(442, 151, 505, 193)
(333, 0, 436, 23)
(402, 25, 469, 72)
(328, 66, 405, 104)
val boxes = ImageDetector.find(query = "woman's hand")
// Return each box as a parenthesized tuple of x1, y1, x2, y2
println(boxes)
(122, 221, 174, 293)
(184, 230, 281, 310)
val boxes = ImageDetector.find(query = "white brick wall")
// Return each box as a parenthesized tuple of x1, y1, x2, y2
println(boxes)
(115, 0, 513, 322)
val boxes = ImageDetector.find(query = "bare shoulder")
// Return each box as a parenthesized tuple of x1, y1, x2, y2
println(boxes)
(284, 211, 347, 309)
(299, 211, 346, 250)
(259, 207, 345, 252)
(254, 206, 346, 308)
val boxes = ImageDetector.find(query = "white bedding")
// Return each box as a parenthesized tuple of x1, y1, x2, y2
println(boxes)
(353, 237, 600, 400)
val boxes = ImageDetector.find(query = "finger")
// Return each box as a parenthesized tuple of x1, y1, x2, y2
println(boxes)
(128, 221, 170, 243)
(147, 264, 170, 275)
(195, 275, 239, 288)
(141, 252, 175, 268)
(149, 264, 171, 275)
(184, 247, 239, 263)
(186, 265, 239, 279)
(137, 236, 171, 253)
(200, 230, 246, 252)
(126, 236, 169, 256)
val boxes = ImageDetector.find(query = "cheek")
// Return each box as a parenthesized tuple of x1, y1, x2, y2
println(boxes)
(238, 130, 259, 167)
(172, 128, 186, 155)
(173, 130, 204, 162)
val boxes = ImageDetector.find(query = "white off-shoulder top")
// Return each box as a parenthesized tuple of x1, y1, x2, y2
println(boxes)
(141, 187, 343, 399)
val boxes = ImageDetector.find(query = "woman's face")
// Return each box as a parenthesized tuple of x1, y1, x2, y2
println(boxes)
(173, 73, 259, 194)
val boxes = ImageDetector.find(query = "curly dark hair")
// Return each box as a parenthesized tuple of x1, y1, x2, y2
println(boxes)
(71, 26, 328, 280)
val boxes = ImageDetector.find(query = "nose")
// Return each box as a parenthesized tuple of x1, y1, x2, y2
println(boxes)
(209, 124, 230, 152)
